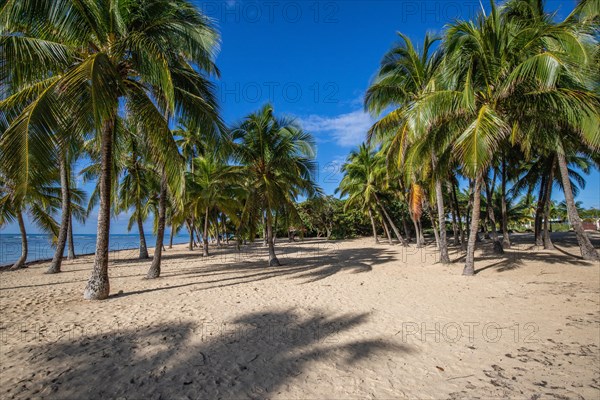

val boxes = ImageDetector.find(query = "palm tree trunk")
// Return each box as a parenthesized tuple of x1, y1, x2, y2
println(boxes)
(375, 194, 407, 246)
(48, 151, 70, 274)
(147, 168, 167, 278)
(452, 180, 465, 248)
(557, 151, 599, 260)
(10, 210, 28, 270)
(411, 215, 422, 247)
(67, 212, 76, 260)
(215, 216, 221, 247)
(534, 175, 546, 247)
(381, 215, 393, 244)
(484, 173, 504, 254)
(190, 216, 197, 248)
(463, 174, 482, 276)
(451, 204, 459, 245)
(435, 179, 451, 263)
(137, 211, 149, 259)
(402, 218, 411, 241)
(273, 211, 278, 244)
(266, 209, 280, 266)
(417, 218, 425, 245)
(169, 221, 175, 249)
(222, 213, 229, 244)
(195, 226, 202, 248)
(203, 207, 209, 257)
(542, 162, 555, 250)
(427, 201, 441, 249)
(466, 179, 473, 235)
(368, 208, 379, 244)
(501, 154, 511, 248)
(187, 220, 194, 250)
(448, 182, 459, 246)
(84, 118, 114, 300)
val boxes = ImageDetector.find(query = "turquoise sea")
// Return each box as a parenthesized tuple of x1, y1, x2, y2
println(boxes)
(0, 233, 189, 266)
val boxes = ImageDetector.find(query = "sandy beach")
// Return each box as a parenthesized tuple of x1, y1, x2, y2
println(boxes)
(1, 233, 599, 399)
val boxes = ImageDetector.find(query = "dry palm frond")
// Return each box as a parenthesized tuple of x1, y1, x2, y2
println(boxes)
(409, 183, 423, 220)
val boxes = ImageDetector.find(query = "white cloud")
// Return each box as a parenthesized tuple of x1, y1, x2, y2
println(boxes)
(298, 110, 374, 147)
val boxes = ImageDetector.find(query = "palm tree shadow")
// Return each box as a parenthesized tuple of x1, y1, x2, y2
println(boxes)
(7, 310, 414, 399)
(113, 244, 396, 298)
(474, 257, 523, 274)
(552, 244, 583, 260)
(474, 246, 593, 274)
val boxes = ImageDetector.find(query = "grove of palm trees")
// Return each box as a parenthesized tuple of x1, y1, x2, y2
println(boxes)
(1, 0, 599, 398)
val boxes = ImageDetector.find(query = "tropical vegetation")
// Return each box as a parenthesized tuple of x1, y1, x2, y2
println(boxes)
(0, 0, 598, 302)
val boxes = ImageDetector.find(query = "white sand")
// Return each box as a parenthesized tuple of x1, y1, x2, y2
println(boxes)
(1, 233, 599, 399)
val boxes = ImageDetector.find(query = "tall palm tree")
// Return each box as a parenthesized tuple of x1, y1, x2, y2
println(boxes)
(45, 147, 71, 273)
(409, 0, 600, 273)
(231, 104, 319, 266)
(1, 0, 221, 298)
(117, 130, 160, 260)
(504, 0, 600, 260)
(365, 33, 447, 259)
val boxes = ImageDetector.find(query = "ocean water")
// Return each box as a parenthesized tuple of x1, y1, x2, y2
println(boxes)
(0, 233, 190, 266)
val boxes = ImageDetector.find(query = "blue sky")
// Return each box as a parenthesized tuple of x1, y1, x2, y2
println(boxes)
(4, 0, 598, 235)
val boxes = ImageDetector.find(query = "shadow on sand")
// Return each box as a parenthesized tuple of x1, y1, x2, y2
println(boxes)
(7, 310, 413, 399)
(0, 242, 396, 293)
(112, 243, 397, 298)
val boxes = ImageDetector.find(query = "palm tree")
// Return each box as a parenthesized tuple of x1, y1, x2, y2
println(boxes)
(407, 0, 600, 273)
(504, 0, 600, 260)
(337, 144, 407, 246)
(0, 171, 60, 270)
(1, 0, 221, 298)
(365, 33, 447, 259)
(231, 104, 319, 266)
(188, 155, 241, 257)
(117, 130, 160, 260)
(514, 150, 593, 249)
(172, 117, 226, 254)
(46, 146, 72, 273)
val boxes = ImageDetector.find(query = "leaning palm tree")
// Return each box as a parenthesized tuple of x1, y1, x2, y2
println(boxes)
(336, 143, 407, 246)
(0, 170, 61, 270)
(365, 33, 448, 259)
(513, 149, 593, 249)
(1, 0, 221, 298)
(47, 138, 85, 273)
(231, 104, 319, 266)
(503, 0, 600, 260)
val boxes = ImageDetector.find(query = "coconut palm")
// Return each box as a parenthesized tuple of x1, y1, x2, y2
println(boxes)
(117, 131, 160, 260)
(513, 150, 593, 249)
(337, 143, 407, 246)
(1, 0, 221, 298)
(231, 104, 319, 266)
(406, 0, 600, 274)
(187, 155, 242, 257)
(0, 170, 61, 270)
(365, 32, 447, 259)
(336, 145, 378, 244)
(502, 0, 600, 259)
(44, 147, 69, 273)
